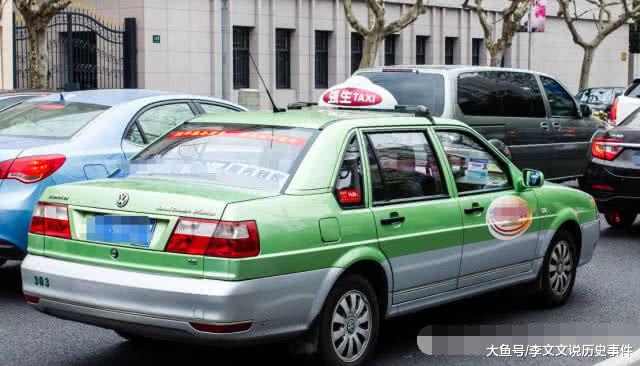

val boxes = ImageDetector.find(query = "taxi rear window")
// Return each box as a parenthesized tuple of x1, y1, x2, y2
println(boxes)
(357, 71, 445, 116)
(126, 123, 317, 192)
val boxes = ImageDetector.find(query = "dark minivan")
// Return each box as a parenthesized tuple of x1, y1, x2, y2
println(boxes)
(323, 66, 603, 181)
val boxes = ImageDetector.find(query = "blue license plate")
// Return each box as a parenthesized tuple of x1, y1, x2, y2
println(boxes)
(633, 153, 640, 165)
(86, 216, 156, 247)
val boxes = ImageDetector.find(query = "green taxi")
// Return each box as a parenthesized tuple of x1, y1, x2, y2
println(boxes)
(21, 110, 599, 365)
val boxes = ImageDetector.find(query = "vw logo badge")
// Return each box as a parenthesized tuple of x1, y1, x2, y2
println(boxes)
(116, 192, 129, 208)
(110, 248, 119, 259)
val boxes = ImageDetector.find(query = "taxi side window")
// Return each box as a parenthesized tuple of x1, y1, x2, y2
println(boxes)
(334, 135, 364, 208)
(365, 131, 446, 203)
(435, 130, 511, 193)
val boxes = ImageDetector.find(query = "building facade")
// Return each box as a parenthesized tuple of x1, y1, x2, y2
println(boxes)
(0, 0, 636, 109)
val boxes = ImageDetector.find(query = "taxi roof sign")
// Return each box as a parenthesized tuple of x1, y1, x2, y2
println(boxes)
(318, 75, 398, 110)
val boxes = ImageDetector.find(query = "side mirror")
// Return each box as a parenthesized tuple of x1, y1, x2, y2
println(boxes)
(521, 169, 544, 189)
(580, 103, 592, 117)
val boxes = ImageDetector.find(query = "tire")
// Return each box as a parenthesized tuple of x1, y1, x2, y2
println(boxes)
(604, 210, 637, 228)
(317, 274, 380, 366)
(530, 230, 578, 307)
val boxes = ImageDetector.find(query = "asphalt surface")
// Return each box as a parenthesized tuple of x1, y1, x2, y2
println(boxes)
(1, 218, 639, 366)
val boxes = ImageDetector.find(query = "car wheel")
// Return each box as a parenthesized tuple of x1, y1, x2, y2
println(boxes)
(531, 230, 577, 307)
(317, 274, 380, 366)
(604, 210, 637, 228)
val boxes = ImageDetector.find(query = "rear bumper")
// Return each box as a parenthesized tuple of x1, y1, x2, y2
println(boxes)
(21, 255, 341, 344)
(581, 162, 640, 212)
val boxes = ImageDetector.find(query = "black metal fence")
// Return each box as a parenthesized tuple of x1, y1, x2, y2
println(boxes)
(13, 7, 137, 90)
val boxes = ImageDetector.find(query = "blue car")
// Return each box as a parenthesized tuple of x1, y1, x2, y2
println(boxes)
(0, 89, 244, 264)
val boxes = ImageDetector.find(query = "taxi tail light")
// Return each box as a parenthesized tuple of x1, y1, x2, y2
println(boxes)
(608, 97, 619, 125)
(591, 138, 624, 161)
(165, 218, 259, 258)
(28, 202, 71, 239)
(24, 295, 40, 304)
(0, 155, 66, 183)
(190, 321, 252, 333)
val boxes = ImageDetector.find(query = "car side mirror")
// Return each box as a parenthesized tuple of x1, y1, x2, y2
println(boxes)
(521, 169, 544, 189)
(580, 103, 592, 117)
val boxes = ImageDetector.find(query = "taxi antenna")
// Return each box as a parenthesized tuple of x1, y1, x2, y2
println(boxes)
(248, 52, 285, 113)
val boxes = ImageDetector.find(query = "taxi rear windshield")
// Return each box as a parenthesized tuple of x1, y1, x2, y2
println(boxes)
(357, 71, 445, 116)
(0, 102, 108, 138)
(126, 123, 317, 192)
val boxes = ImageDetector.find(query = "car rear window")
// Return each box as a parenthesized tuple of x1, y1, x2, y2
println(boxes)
(0, 102, 108, 138)
(356, 71, 445, 116)
(125, 123, 317, 192)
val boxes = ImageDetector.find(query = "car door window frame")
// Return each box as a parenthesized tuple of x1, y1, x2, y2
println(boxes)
(539, 75, 579, 119)
(194, 100, 244, 113)
(122, 100, 199, 147)
(359, 127, 451, 207)
(330, 130, 368, 210)
(432, 126, 516, 197)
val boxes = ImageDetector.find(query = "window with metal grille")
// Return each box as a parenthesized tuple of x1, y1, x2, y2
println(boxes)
(416, 36, 428, 64)
(276, 29, 291, 89)
(233, 27, 251, 89)
(384, 35, 398, 66)
(472, 38, 482, 66)
(445, 37, 457, 65)
(315, 31, 330, 88)
(351, 32, 363, 74)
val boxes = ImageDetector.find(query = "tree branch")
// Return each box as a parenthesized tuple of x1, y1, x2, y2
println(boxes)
(343, 0, 370, 35)
(383, 0, 426, 36)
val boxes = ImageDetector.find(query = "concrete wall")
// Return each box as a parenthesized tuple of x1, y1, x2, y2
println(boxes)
(0, 0, 633, 105)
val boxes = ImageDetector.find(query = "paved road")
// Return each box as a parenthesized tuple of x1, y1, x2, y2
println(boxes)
(1, 218, 638, 366)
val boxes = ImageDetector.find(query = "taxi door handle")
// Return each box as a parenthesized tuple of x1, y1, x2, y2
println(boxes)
(551, 121, 561, 130)
(464, 203, 485, 215)
(540, 122, 550, 131)
(381, 215, 405, 225)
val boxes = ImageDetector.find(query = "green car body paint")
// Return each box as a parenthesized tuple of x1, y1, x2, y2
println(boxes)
(21, 110, 599, 363)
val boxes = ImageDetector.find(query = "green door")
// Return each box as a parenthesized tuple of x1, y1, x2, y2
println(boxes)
(362, 129, 464, 304)
(434, 129, 540, 288)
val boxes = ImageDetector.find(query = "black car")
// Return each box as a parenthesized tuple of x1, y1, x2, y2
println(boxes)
(581, 108, 640, 227)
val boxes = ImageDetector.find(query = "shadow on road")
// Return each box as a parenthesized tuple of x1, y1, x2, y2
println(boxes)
(0, 261, 23, 300)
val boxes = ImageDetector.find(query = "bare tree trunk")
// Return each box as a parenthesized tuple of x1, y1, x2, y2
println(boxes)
(360, 33, 382, 69)
(489, 48, 504, 67)
(26, 24, 48, 89)
(579, 47, 594, 91)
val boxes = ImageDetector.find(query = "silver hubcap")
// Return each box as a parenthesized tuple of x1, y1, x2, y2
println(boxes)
(548, 240, 573, 296)
(331, 290, 372, 363)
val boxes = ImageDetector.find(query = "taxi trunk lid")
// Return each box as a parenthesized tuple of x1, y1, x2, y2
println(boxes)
(40, 177, 279, 278)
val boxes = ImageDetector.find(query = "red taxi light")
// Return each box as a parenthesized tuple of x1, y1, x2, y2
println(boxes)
(165, 218, 260, 258)
(24, 295, 40, 304)
(29, 202, 71, 239)
(591, 138, 623, 161)
(0, 155, 65, 183)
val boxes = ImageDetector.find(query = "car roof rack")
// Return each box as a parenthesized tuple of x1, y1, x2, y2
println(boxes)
(284, 101, 435, 123)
